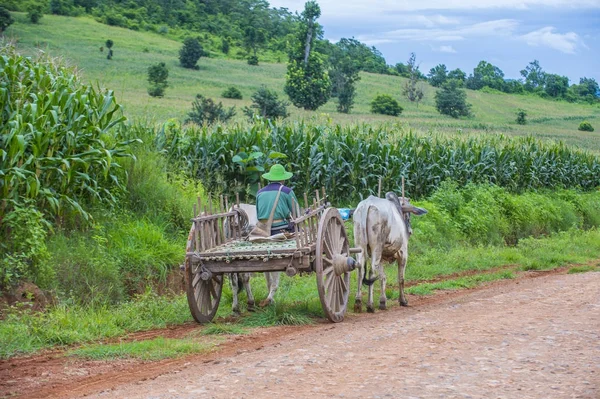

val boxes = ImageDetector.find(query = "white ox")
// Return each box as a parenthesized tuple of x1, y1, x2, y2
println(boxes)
(225, 204, 281, 313)
(353, 192, 427, 313)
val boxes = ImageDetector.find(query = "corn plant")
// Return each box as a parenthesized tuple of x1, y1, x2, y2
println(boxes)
(0, 44, 134, 224)
(157, 119, 600, 205)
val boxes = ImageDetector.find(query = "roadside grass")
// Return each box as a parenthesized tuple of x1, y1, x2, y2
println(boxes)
(67, 337, 212, 361)
(405, 270, 515, 296)
(567, 265, 599, 274)
(6, 14, 600, 151)
(200, 323, 250, 336)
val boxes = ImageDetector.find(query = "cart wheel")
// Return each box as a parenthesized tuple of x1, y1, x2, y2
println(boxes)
(185, 223, 223, 323)
(315, 207, 351, 323)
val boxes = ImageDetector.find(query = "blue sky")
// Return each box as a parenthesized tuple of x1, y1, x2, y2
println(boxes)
(269, 0, 600, 83)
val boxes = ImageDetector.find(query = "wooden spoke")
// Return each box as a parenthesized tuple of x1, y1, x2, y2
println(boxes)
(315, 208, 351, 323)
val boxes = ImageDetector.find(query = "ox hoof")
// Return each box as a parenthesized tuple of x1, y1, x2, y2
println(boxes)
(247, 301, 255, 312)
(232, 306, 240, 314)
(259, 298, 273, 308)
(399, 299, 408, 307)
(379, 302, 387, 311)
(366, 305, 375, 313)
(353, 301, 362, 313)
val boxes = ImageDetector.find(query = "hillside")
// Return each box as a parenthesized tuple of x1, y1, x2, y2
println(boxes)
(5, 12, 600, 151)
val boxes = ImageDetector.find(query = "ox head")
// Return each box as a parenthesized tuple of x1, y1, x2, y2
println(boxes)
(385, 192, 427, 236)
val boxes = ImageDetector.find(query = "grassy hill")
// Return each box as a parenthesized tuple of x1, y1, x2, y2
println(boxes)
(5, 13, 600, 150)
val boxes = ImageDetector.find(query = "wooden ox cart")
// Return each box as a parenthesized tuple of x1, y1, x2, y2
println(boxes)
(184, 189, 360, 323)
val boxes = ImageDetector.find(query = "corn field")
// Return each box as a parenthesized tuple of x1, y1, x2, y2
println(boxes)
(157, 120, 600, 204)
(0, 45, 134, 223)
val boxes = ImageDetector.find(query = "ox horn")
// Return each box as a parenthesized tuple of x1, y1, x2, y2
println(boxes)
(386, 192, 428, 216)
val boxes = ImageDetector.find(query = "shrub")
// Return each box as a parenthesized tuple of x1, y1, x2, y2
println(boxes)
(147, 62, 168, 98)
(242, 86, 289, 120)
(435, 79, 472, 118)
(186, 95, 236, 125)
(516, 109, 527, 125)
(105, 39, 114, 59)
(222, 86, 243, 99)
(27, 4, 44, 24)
(221, 38, 230, 54)
(179, 37, 204, 69)
(370, 94, 402, 116)
(0, 7, 13, 32)
(578, 121, 594, 132)
(247, 55, 259, 66)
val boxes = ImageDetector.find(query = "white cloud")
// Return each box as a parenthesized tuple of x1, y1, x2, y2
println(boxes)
(436, 45, 458, 53)
(520, 27, 584, 53)
(357, 19, 519, 44)
(270, 0, 600, 15)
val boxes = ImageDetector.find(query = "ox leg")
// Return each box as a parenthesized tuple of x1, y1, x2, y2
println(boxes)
(397, 249, 408, 307)
(231, 273, 241, 314)
(366, 249, 382, 313)
(241, 273, 255, 311)
(354, 248, 366, 313)
(260, 272, 280, 307)
(379, 260, 387, 311)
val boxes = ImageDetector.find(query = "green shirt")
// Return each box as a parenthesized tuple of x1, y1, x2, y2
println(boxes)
(256, 183, 299, 229)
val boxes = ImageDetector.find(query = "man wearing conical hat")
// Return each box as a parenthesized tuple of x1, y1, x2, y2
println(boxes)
(256, 164, 299, 235)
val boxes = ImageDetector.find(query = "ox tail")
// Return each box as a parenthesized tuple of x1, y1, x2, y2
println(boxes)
(356, 204, 380, 287)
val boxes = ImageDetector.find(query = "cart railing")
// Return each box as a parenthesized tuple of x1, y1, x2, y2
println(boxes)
(190, 188, 330, 254)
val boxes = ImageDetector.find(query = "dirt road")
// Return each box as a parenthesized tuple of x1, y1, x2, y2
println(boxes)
(2, 270, 598, 399)
(84, 271, 599, 399)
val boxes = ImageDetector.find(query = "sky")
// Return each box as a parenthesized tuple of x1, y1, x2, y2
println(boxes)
(268, 0, 600, 83)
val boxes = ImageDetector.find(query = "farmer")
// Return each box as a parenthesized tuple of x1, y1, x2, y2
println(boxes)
(256, 164, 299, 235)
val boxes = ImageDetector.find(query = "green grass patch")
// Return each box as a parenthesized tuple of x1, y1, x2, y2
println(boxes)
(0, 290, 191, 359)
(201, 323, 249, 336)
(567, 265, 599, 274)
(68, 337, 210, 361)
(239, 303, 317, 327)
(406, 270, 515, 296)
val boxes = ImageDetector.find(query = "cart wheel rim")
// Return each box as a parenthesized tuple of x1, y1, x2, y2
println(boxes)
(316, 207, 350, 323)
(185, 223, 223, 323)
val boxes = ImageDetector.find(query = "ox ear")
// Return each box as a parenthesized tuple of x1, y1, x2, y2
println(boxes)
(401, 204, 428, 216)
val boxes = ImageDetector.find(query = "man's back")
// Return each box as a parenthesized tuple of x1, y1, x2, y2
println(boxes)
(256, 182, 298, 230)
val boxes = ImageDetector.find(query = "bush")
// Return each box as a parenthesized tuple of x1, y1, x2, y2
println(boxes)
(221, 38, 230, 54)
(27, 4, 44, 23)
(370, 94, 402, 116)
(179, 37, 204, 69)
(435, 79, 472, 118)
(186, 95, 236, 125)
(247, 55, 259, 66)
(147, 62, 168, 98)
(516, 109, 527, 125)
(242, 86, 289, 120)
(578, 121, 594, 132)
(222, 86, 243, 99)
(0, 7, 13, 32)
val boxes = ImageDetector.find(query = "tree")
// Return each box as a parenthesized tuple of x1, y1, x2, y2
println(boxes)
(27, 3, 44, 23)
(243, 26, 266, 61)
(333, 38, 387, 74)
(435, 79, 472, 118)
(578, 77, 599, 98)
(147, 62, 168, 97)
(284, 1, 331, 111)
(516, 109, 527, 125)
(544, 74, 569, 98)
(105, 39, 114, 59)
(520, 60, 545, 92)
(447, 68, 466, 86)
(0, 7, 13, 33)
(243, 86, 289, 120)
(329, 41, 361, 113)
(179, 37, 204, 69)
(466, 61, 505, 91)
(370, 94, 402, 116)
(186, 95, 236, 125)
(221, 38, 230, 54)
(402, 53, 425, 107)
(428, 64, 448, 87)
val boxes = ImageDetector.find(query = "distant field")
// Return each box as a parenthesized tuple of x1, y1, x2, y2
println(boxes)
(5, 13, 600, 150)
